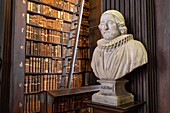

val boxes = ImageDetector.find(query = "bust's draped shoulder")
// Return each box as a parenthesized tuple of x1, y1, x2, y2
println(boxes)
(91, 34, 148, 80)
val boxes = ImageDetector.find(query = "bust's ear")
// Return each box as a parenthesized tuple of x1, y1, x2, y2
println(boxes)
(119, 26, 127, 35)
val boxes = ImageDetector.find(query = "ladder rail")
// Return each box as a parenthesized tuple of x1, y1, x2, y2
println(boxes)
(67, 0, 85, 88)
(60, 0, 85, 88)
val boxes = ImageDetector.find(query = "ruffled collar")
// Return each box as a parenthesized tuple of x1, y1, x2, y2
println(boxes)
(97, 34, 133, 47)
(97, 34, 134, 52)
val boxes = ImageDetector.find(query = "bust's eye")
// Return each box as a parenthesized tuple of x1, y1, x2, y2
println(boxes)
(107, 20, 116, 26)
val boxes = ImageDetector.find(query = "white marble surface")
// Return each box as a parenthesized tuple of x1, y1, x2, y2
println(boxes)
(91, 10, 148, 80)
(92, 92, 134, 106)
(92, 79, 134, 106)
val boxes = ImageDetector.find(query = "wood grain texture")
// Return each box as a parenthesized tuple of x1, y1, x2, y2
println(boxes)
(0, 0, 12, 113)
(155, 0, 170, 113)
(0, 0, 5, 108)
(9, 0, 27, 113)
(89, 0, 102, 85)
(102, 0, 157, 113)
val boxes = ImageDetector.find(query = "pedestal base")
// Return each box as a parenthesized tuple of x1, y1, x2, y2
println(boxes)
(92, 79, 134, 106)
(92, 92, 134, 106)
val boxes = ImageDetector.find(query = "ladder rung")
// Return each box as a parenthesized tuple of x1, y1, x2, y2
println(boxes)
(67, 46, 74, 48)
(71, 28, 77, 31)
(65, 55, 72, 58)
(62, 74, 67, 77)
(73, 12, 79, 15)
(60, 85, 67, 88)
(72, 19, 78, 23)
(68, 37, 75, 39)
(75, 4, 80, 7)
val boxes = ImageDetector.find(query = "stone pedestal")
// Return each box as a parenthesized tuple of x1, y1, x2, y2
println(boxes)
(92, 79, 134, 106)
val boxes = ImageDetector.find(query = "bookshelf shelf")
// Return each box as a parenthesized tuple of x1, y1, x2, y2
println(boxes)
(24, 91, 44, 95)
(25, 54, 63, 59)
(26, 38, 62, 45)
(27, 10, 59, 20)
(26, 23, 88, 36)
(25, 71, 91, 75)
(28, 0, 75, 14)
(27, 23, 62, 32)
(25, 72, 63, 75)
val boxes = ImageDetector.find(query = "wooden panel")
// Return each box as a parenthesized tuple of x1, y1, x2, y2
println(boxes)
(0, 0, 5, 106)
(84, 101, 145, 113)
(9, 0, 27, 113)
(155, 0, 170, 113)
(89, 0, 102, 48)
(89, 0, 102, 85)
(101, 0, 157, 113)
(0, 0, 12, 112)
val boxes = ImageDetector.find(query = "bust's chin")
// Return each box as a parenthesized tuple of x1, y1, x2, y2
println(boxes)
(103, 37, 115, 40)
(102, 33, 120, 40)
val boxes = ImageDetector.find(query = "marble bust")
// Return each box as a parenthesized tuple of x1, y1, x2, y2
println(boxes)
(91, 10, 148, 80)
(91, 10, 148, 106)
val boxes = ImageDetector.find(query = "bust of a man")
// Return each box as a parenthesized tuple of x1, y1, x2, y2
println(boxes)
(91, 10, 148, 80)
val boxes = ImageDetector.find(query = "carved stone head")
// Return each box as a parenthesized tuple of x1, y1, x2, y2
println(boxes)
(98, 10, 127, 40)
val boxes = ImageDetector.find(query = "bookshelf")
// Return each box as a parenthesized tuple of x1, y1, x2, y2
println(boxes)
(24, 0, 91, 112)
(45, 85, 100, 113)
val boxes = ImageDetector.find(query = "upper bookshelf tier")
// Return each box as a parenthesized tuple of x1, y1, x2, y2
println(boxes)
(28, 0, 89, 10)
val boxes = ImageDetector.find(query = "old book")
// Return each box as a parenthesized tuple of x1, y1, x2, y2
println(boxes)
(52, 75, 56, 90)
(28, 76, 32, 92)
(55, 75, 58, 89)
(25, 58, 30, 73)
(24, 96, 27, 113)
(37, 75, 41, 91)
(35, 94, 40, 112)
(40, 29, 45, 41)
(31, 76, 35, 92)
(49, 75, 53, 90)
(24, 76, 29, 93)
(26, 26, 31, 39)
(43, 75, 47, 91)
(26, 95, 30, 113)
(46, 75, 50, 90)
(32, 57, 36, 73)
(57, 45, 61, 57)
(40, 75, 44, 91)
(40, 58, 44, 73)
(30, 95, 35, 112)
(44, 58, 48, 73)
(26, 41, 31, 55)
(57, 60, 62, 73)
(44, 29, 48, 42)
(34, 75, 38, 92)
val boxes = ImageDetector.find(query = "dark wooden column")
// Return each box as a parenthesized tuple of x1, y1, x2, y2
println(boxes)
(9, 0, 27, 113)
(101, 0, 157, 113)
(0, 0, 12, 112)
(89, 0, 103, 85)
(0, 0, 26, 113)
(0, 0, 5, 106)
(155, 0, 170, 113)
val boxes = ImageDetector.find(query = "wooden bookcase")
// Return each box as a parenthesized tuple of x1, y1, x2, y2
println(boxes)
(0, 0, 102, 112)
(24, 0, 92, 113)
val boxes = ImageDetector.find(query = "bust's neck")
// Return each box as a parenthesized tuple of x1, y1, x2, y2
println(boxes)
(97, 34, 133, 47)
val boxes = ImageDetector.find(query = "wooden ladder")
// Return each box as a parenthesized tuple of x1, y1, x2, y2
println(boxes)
(60, 0, 84, 88)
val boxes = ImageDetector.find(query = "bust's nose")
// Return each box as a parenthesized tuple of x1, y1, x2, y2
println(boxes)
(104, 24, 109, 30)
